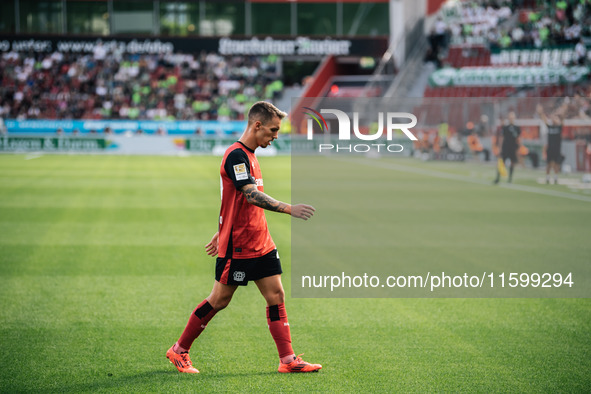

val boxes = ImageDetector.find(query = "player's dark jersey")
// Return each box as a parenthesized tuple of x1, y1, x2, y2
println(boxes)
(500, 123, 521, 151)
(547, 124, 562, 151)
(218, 141, 275, 259)
(545, 123, 563, 162)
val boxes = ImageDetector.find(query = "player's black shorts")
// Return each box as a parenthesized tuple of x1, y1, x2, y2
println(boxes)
(546, 146, 562, 163)
(501, 146, 517, 163)
(215, 249, 282, 286)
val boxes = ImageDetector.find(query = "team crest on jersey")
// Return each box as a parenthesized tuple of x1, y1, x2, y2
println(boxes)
(233, 271, 246, 281)
(233, 163, 248, 181)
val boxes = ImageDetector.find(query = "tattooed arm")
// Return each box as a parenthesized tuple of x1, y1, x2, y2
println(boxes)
(241, 183, 289, 213)
(240, 184, 315, 220)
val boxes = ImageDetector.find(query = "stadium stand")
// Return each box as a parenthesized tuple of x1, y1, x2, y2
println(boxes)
(405, 1, 591, 168)
(0, 48, 284, 121)
(432, 0, 590, 49)
(423, 0, 591, 101)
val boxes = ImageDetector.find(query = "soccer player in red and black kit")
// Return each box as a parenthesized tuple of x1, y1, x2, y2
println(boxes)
(166, 101, 321, 374)
(493, 110, 521, 184)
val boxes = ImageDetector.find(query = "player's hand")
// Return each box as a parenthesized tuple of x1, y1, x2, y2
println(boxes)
(290, 204, 315, 220)
(205, 232, 219, 257)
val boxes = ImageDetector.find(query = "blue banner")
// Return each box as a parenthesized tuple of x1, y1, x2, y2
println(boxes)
(4, 119, 247, 135)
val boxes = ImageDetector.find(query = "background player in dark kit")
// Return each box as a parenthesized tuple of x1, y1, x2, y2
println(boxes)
(166, 101, 321, 374)
(537, 104, 564, 184)
(494, 110, 521, 184)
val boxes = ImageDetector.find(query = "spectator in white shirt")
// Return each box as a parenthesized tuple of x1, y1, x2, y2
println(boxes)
(575, 38, 587, 66)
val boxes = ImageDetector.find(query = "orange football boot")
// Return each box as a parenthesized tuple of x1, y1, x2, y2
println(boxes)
(166, 346, 199, 373)
(277, 354, 322, 373)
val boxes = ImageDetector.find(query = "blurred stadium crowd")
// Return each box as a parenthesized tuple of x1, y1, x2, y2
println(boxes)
(430, 0, 591, 49)
(425, 0, 591, 98)
(0, 43, 284, 121)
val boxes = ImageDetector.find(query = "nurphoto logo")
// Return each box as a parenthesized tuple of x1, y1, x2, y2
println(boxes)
(303, 107, 418, 153)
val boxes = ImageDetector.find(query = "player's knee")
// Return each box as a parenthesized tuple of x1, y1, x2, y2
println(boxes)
(268, 288, 285, 305)
(277, 288, 285, 303)
(207, 294, 233, 311)
(210, 298, 230, 311)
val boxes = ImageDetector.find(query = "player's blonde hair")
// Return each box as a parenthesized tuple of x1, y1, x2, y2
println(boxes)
(248, 101, 287, 125)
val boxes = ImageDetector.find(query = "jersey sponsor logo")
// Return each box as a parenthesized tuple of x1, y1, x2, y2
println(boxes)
(233, 271, 246, 281)
(233, 163, 248, 181)
(256, 178, 263, 187)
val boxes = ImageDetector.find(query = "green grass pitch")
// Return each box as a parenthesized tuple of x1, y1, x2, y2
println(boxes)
(0, 153, 590, 392)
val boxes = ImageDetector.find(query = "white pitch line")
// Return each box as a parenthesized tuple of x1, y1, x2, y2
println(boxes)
(24, 153, 43, 160)
(332, 157, 591, 203)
